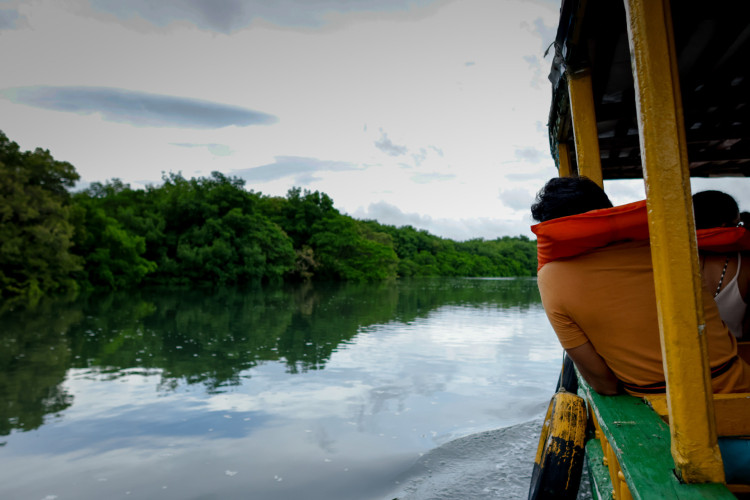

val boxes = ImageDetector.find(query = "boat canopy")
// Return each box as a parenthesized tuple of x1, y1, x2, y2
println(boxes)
(548, 0, 750, 179)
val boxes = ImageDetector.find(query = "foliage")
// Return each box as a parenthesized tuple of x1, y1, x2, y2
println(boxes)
(0, 130, 537, 305)
(363, 221, 537, 278)
(0, 132, 82, 303)
(70, 193, 157, 289)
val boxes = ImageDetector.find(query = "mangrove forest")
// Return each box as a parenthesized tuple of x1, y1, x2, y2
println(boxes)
(0, 131, 537, 305)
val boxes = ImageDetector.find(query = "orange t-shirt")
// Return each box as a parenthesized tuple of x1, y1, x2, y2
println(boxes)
(537, 240, 750, 394)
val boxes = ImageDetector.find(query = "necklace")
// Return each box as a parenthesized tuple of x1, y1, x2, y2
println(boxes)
(715, 256, 730, 297)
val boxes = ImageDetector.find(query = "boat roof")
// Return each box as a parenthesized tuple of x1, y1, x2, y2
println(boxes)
(548, 0, 750, 179)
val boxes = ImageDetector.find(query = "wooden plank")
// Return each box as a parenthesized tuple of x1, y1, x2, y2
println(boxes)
(647, 393, 750, 437)
(578, 375, 735, 498)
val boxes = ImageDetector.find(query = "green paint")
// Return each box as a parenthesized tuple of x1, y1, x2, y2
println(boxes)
(577, 375, 735, 499)
(584, 438, 613, 500)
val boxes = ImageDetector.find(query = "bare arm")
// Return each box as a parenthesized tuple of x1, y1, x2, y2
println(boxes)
(565, 341, 619, 395)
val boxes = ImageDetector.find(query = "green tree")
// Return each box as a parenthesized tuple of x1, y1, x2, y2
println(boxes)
(310, 216, 398, 281)
(0, 132, 82, 303)
(71, 193, 157, 289)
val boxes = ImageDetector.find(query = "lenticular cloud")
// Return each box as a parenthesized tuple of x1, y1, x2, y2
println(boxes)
(2, 86, 277, 129)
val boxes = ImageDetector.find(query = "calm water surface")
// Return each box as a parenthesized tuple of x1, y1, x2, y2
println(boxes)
(0, 278, 570, 499)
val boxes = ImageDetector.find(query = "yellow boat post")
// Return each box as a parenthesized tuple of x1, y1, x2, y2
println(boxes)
(624, 0, 723, 482)
(567, 72, 603, 188)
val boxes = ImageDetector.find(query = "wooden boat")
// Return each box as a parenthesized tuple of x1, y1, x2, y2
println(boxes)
(532, 0, 750, 498)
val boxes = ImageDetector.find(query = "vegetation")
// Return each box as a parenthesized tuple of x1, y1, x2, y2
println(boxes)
(0, 131, 537, 305)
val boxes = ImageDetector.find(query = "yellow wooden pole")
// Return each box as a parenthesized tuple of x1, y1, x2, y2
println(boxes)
(557, 143, 573, 177)
(567, 72, 603, 188)
(624, 0, 724, 483)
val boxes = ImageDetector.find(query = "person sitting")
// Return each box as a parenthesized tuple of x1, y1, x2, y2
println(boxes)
(531, 177, 750, 397)
(693, 190, 749, 339)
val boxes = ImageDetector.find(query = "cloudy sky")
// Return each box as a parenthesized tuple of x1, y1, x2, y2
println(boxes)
(2, 0, 748, 240)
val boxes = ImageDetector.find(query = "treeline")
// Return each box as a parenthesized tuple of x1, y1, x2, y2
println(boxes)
(0, 131, 537, 304)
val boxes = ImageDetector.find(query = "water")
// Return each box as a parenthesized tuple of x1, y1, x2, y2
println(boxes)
(0, 278, 581, 499)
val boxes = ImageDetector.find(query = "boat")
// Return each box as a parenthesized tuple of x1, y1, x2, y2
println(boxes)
(530, 0, 750, 498)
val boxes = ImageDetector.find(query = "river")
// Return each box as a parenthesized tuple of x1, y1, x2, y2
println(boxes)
(0, 278, 591, 499)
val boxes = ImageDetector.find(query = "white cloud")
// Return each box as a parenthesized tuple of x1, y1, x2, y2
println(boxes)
(172, 143, 235, 157)
(352, 201, 534, 240)
(499, 188, 534, 211)
(374, 129, 408, 157)
(233, 156, 362, 183)
(86, 0, 445, 33)
(1, 0, 561, 239)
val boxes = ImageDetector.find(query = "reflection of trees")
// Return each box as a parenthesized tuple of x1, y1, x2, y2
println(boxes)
(394, 277, 541, 323)
(0, 277, 541, 434)
(0, 301, 80, 436)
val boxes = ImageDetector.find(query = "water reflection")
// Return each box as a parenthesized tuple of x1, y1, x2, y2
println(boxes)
(1, 278, 562, 499)
(0, 278, 543, 438)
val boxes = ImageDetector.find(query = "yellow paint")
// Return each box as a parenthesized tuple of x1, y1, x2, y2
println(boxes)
(567, 72, 603, 187)
(557, 143, 573, 177)
(533, 397, 555, 466)
(624, 0, 724, 483)
(647, 393, 750, 437)
(618, 470, 634, 500)
(531, 391, 588, 495)
(591, 409, 635, 499)
(545, 391, 587, 489)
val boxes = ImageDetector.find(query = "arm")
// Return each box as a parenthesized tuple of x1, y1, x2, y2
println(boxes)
(565, 341, 620, 395)
(538, 269, 620, 395)
(741, 251, 750, 339)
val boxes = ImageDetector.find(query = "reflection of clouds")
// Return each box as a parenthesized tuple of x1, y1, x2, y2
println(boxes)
(1, 428, 413, 500)
(59, 301, 560, 444)
(311, 425, 336, 455)
(202, 381, 373, 419)
(4, 293, 566, 499)
(527, 346, 563, 362)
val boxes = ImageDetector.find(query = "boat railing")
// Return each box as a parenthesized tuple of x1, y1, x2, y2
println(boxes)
(577, 368, 747, 498)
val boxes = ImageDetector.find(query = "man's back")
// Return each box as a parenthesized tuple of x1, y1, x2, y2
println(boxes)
(538, 239, 750, 394)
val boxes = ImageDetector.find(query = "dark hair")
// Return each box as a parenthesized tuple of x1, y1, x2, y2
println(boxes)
(531, 176, 613, 222)
(692, 190, 739, 229)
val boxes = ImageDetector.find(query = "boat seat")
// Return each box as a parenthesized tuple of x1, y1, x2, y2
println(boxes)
(645, 393, 750, 437)
(644, 392, 750, 493)
(646, 342, 750, 437)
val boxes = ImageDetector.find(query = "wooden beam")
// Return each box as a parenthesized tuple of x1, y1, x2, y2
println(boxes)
(557, 142, 573, 177)
(567, 71, 604, 187)
(624, 0, 724, 483)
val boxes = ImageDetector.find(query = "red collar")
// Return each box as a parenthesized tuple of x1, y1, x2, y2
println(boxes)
(531, 199, 750, 270)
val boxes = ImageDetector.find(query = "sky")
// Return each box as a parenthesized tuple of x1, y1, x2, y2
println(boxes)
(1, 0, 749, 241)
